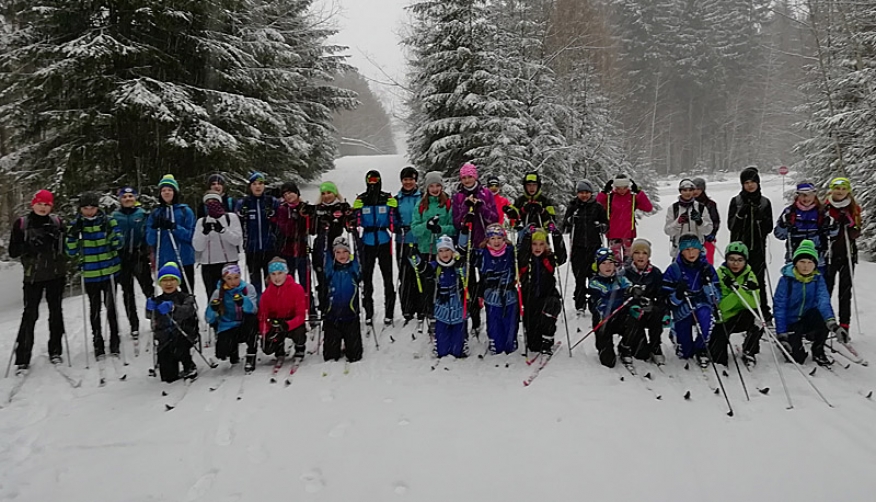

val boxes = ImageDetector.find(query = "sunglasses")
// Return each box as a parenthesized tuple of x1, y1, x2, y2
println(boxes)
(727, 256, 746, 263)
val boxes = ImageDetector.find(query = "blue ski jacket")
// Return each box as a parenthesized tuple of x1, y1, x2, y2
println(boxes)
(662, 254, 721, 321)
(325, 257, 361, 322)
(773, 263, 835, 335)
(205, 281, 259, 333)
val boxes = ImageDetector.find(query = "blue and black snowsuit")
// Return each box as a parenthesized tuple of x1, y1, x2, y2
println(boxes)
(773, 264, 835, 364)
(236, 193, 280, 294)
(663, 255, 721, 359)
(205, 281, 259, 363)
(113, 205, 154, 333)
(353, 171, 398, 321)
(148, 290, 197, 383)
(475, 243, 519, 355)
(396, 187, 423, 321)
(519, 229, 566, 354)
(774, 203, 834, 270)
(589, 272, 632, 367)
(323, 256, 364, 362)
(414, 256, 468, 358)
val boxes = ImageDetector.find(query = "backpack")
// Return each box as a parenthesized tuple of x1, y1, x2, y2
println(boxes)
(672, 201, 706, 220)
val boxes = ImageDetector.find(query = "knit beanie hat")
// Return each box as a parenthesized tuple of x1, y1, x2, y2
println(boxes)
(79, 192, 100, 208)
(280, 181, 300, 196)
(333, 236, 351, 253)
(594, 247, 617, 266)
(203, 191, 222, 204)
(692, 178, 706, 191)
(31, 189, 54, 207)
(459, 163, 478, 180)
(424, 171, 444, 188)
(158, 262, 182, 283)
(725, 241, 749, 261)
(249, 172, 266, 184)
(207, 174, 226, 186)
(118, 186, 138, 198)
(158, 174, 179, 193)
(795, 182, 816, 194)
(268, 257, 289, 274)
(630, 238, 652, 256)
(678, 234, 704, 253)
(319, 181, 339, 197)
(679, 179, 696, 190)
(614, 174, 631, 188)
(531, 228, 548, 244)
(740, 166, 760, 185)
(436, 235, 455, 252)
(576, 180, 595, 193)
(792, 240, 819, 264)
(486, 175, 501, 187)
(400, 166, 419, 181)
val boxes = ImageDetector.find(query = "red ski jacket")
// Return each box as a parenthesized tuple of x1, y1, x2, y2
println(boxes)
(258, 277, 307, 334)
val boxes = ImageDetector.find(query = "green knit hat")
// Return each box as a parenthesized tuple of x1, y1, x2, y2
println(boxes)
(319, 181, 339, 197)
(792, 240, 818, 264)
(158, 174, 180, 193)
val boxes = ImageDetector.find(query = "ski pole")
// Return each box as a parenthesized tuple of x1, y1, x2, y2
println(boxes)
(4, 340, 17, 378)
(843, 227, 862, 337)
(108, 272, 126, 366)
(570, 297, 634, 352)
(168, 317, 219, 369)
(711, 295, 750, 401)
(683, 293, 734, 417)
(79, 236, 91, 369)
(546, 229, 572, 357)
(563, 220, 575, 306)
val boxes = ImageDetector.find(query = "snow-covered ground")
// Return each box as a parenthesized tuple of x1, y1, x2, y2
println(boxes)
(2, 156, 876, 502)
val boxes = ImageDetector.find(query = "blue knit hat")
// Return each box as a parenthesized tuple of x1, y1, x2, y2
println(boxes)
(118, 186, 138, 197)
(678, 234, 704, 253)
(249, 172, 266, 184)
(157, 262, 182, 283)
(796, 182, 816, 194)
(158, 174, 179, 193)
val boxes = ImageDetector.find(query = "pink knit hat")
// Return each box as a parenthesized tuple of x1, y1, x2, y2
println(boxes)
(459, 163, 478, 180)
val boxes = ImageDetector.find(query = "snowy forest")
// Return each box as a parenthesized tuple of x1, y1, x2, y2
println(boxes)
(0, 0, 874, 250)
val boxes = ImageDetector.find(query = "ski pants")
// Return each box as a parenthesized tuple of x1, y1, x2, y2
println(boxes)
(201, 263, 225, 300)
(281, 254, 314, 314)
(464, 253, 482, 330)
(435, 321, 466, 358)
(157, 330, 196, 383)
(748, 247, 772, 320)
(215, 314, 258, 362)
(263, 325, 306, 357)
(86, 279, 120, 357)
(623, 310, 664, 360)
(709, 310, 763, 365)
(608, 238, 633, 264)
(323, 318, 363, 362)
(396, 242, 423, 320)
(595, 316, 626, 368)
(361, 242, 396, 320)
(246, 251, 274, 296)
(522, 296, 561, 353)
(704, 240, 717, 265)
(486, 303, 518, 355)
(671, 305, 712, 359)
(571, 246, 597, 310)
(15, 278, 65, 366)
(118, 253, 153, 333)
(825, 254, 854, 326)
(786, 309, 828, 364)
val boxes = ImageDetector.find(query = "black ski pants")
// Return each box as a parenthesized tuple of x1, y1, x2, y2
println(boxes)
(396, 242, 423, 320)
(464, 252, 482, 331)
(246, 251, 274, 295)
(623, 309, 663, 360)
(201, 263, 225, 300)
(361, 243, 395, 320)
(157, 330, 196, 383)
(786, 309, 828, 364)
(825, 254, 854, 326)
(263, 325, 306, 357)
(15, 278, 65, 366)
(747, 247, 772, 320)
(709, 310, 763, 365)
(119, 254, 153, 333)
(571, 246, 598, 311)
(522, 296, 561, 353)
(323, 318, 363, 362)
(595, 316, 627, 368)
(215, 314, 259, 362)
(85, 279, 120, 357)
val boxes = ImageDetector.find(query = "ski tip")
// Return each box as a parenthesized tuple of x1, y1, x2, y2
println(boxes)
(576, 327, 582, 333)
(285, 380, 292, 387)
(119, 375, 127, 381)
(236, 396, 242, 401)
(684, 390, 691, 400)
(269, 378, 277, 384)
(759, 387, 770, 395)
(523, 381, 530, 387)
(161, 390, 168, 396)
(165, 404, 175, 411)
(722, 370, 729, 377)
(619, 376, 625, 382)
(644, 372, 652, 380)
(809, 367, 817, 376)
(684, 363, 690, 370)
(865, 391, 873, 399)
(726, 411, 734, 417)
(656, 395, 662, 400)
(862, 360, 870, 367)
(714, 388, 720, 395)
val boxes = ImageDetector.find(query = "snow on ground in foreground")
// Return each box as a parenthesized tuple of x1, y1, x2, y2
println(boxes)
(2, 156, 876, 502)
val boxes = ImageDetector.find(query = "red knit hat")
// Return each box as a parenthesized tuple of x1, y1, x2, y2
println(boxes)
(31, 190, 54, 207)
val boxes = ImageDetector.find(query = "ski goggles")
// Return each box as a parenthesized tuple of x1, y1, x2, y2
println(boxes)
(594, 248, 617, 264)
(366, 175, 381, 184)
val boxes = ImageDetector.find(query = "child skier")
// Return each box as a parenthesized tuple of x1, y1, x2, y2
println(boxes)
(662, 234, 721, 367)
(597, 173, 654, 261)
(709, 242, 763, 366)
(258, 258, 308, 363)
(622, 239, 669, 364)
(823, 177, 862, 334)
(323, 236, 364, 363)
(451, 163, 498, 338)
(467, 223, 518, 355)
(505, 172, 558, 233)
(113, 187, 153, 342)
(146, 263, 198, 382)
(774, 182, 832, 269)
(193, 191, 243, 299)
(196, 173, 237, 219)
(306, 181, 353, 318)
(66, 192, 124, 360)
(396, 167, 423, 325)
(519, 227, 566, 355)
(146, 174, 197, 293)
(486, 175, 511, 225)
(727, 166, 774, 322)
(411, 171, 456, 326)
(9, 190, 67, 372)
(664, 179, 713, 259)
(236, 171, 279, 294)
(410, 235, 468, 358)
(588, 248, 632, 367)
(773, 240, 848, 366)
(562, 180, 608, 314)
(271, 181, 313, 314)
(205, 264, 260, 372)
(692, 178, 721, 265)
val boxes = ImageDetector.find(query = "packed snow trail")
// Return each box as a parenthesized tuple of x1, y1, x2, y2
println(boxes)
(1, 157, 876, 501)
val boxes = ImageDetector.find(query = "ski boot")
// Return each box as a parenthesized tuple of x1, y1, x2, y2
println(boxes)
(15, 364, 29, 376)
(576, 307, 587, 317)
(50, 355, 63, 365)
(741, 352, 757, 367)
(620, 355, 634, 367)
(403, 315, 413, 327)
(416, 318, 425, 334)
(383, 317, 393, 328)
(293, 344, 306, 363)
(364, 318, 374, 337)
(695, 352, 710, 369)
(180, 366, 198, 380)
(244, 354, 256, 374)
(471, 325, 481, 340)
(650, 345, 665, 365)
(813, 353, 833, 367)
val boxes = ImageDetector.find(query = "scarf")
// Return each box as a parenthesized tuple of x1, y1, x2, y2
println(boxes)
(829, 196, 851, 209)
(795, 200, 816, 212)
(206, 199, 225, 219)
(488, 242, 507, 258)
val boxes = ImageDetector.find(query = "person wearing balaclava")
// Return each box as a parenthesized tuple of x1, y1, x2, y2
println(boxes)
(352, 170, 398, 328)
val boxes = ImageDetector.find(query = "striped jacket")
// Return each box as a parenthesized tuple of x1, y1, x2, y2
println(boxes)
(66, 212, 122, 283)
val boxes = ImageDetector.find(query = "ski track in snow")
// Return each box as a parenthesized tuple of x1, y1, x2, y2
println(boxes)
(0, 157, 876, 500)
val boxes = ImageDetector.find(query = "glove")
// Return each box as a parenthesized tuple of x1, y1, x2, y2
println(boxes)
(629, 304, 643, 320)
(721, 274, 736, 290)
(631, 181, 639, 194)
(662, 314, 672, 327)
(677, 213, 690, 225)
(146, 297, 158, 312)
(602, 180, 613, 194)
(233, 293, 244, 306)
(742, 280, 758, 291)
(524, 202, 543, 215)
(265, 207, 276, 219)
(459, 224, 470, 236)
(464, 197, 483, 208)
(269, 319, 288, 334)
(630, 284, 646, 298)
(157, 301, 174, 316)
(68, 218, 84, 237)
(595, 222, 608, 234)
(409, 255, 421, 268)
(675, 281, 688, 296)
(210, 298, 222, 312)
(545, 222, 558, 233)
(427, 216, 442, 234)
(826, 320, 850, 343)
(503, 206, 519, 219)
(202, 222, 214, 235)
(299, 204, 315, 217)
(462, 212, 475, 226)
(213, 219, 224, 233)
(704, 234, 716, 243)
(776, 332, 789, 342)
(161, 218, 176, 230)
(28, 233, 46, 248)
(690, 210, 703, 225)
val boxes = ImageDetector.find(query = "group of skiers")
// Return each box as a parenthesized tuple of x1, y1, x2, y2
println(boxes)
(7, 162, 863, 384)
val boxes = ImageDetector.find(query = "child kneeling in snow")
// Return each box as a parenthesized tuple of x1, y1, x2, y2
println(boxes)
(147, 263, 198, 382)
(662, 234, 720, 368)
(519, 226, 566, 355)
(709, 242, 763, 367)
(589, 248, 632, 367)
(206, 264, 259, 372)
(465, 223, 518, 355)
(411, 235, 468, 358)
(622, 239, 670, 365)
(258, 257, 308, 363)
(773, 240, 849, 367)
(323, 237, 363, 362)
